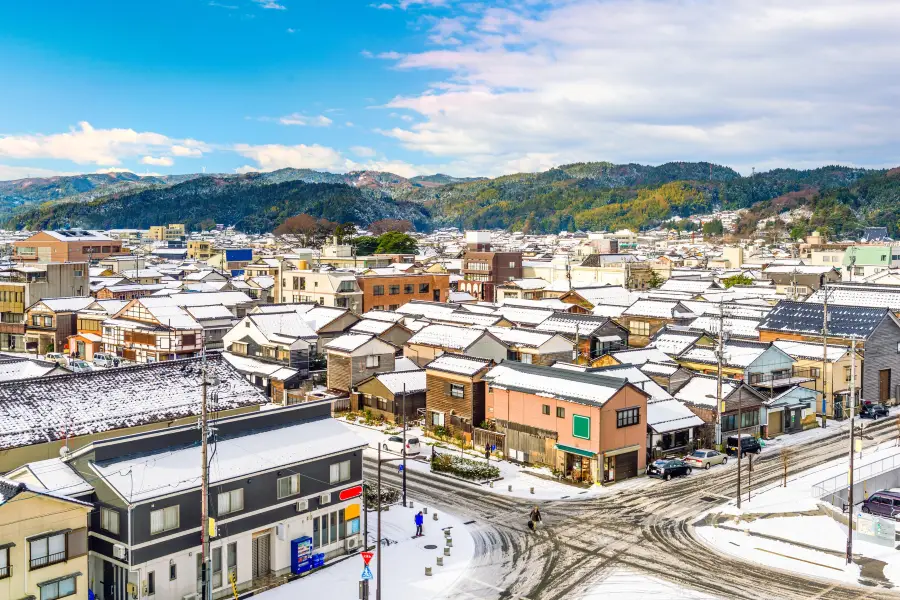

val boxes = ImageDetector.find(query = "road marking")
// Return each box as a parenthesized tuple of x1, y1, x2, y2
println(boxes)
(461, 576, 533, 600)
(807, 584, 836, 599)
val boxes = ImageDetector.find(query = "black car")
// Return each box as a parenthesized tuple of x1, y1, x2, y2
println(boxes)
(725, 434, 761, 456)
(647, 459, 692, 480)
(860, 403, 889, 419)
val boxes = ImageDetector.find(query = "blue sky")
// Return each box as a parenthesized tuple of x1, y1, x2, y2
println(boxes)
(0, 0, 898, 180)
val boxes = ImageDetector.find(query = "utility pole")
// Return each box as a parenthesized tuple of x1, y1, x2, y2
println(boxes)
(822, 278, 829, 429)
(376, 445, 383, 600)
(200, 351, 211, 600)
(847, 336, 857, 565)
(736, 380, 743, 510)
(402, 383, 407, 507)
(715, 298, 724, 450)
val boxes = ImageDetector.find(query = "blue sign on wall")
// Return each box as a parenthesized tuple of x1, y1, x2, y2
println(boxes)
(225, 248, 253, 262)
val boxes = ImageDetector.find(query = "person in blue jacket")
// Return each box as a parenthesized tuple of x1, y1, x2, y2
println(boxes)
(414, 511, 424, 537)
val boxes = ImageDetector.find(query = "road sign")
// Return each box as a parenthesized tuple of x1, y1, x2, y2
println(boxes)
(398, 464, 404, 472)
(361, 551, 373, 565)
(361, 565, 374, 580)
(491, 444, 496, 452)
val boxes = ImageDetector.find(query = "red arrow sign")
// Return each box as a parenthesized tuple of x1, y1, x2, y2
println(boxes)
(361, 551, 374, 565)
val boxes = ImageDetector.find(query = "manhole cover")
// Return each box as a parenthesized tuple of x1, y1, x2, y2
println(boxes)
(424, 544, 438, 550)
(463, 520, 476, 525)
(699, 496, 719, 503)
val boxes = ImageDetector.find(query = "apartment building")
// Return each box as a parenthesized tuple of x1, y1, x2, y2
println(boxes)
(207, 248, 254, 276)
(188, 239, 214, 260)
(13, 230, 124, 263)
(460, 248, 523, 303)
(280, 270, 363, 313)
(0, 262, 88, 351)
(148, 224, 186, 241)
(357, 273, 449, 312)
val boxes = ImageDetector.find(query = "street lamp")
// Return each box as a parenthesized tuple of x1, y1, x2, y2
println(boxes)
(371, 445, 406, 600)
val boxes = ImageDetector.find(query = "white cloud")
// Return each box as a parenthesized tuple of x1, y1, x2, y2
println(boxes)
(170, 144, 204, 158)
(140, 155, 175, 167)
(350, 146, 378, 157)
(254, 0, 286, 9)
(286, 27, 296, 33)
(377, 0, 900, 175)
(233, 142, 437, 178)
(0, 164, 78, 181)
(273, 113, 333, 127)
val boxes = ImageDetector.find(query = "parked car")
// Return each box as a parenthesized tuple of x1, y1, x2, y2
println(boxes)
(861, 490, 900, 520)
(725, 434, 761, 457)
(93, 352, 120, 368)
(69, 359, 93, 373)
(45, 352, 68, 366)
(860, 403, 889, 419)
(382, 435, 421, 456)
(684, 449, 728, 470)
(647, 458, 692, 480)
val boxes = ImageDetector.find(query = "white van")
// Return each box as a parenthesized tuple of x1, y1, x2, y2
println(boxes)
(45, 352, 68, 366)
(93, 353, 119, 368)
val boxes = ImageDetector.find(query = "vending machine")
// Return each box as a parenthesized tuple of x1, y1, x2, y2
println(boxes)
(291, 536, 313, 575)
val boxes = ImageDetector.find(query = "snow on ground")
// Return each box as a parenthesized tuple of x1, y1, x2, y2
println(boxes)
(697, 440, 900, 587)
(256, 501, 475, 600)
(581, 569, 721, 599)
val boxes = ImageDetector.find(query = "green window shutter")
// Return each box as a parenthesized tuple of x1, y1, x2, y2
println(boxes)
(572, 414, 591, 440)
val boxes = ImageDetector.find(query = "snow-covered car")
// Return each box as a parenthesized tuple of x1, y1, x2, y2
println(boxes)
(69, 359, 93, 373)
(45, 352, 68, 366)
(382, 435, 421, 456)
(684, 449, 727, 470)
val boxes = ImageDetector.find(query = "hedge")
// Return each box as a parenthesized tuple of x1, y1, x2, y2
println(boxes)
(431, 453, 500, 481)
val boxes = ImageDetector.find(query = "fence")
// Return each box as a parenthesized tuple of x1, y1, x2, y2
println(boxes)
(811, 450, 900, 498)
(474, 427, 506, 453)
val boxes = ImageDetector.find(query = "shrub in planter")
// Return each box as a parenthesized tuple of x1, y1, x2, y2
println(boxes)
(364, 484, 400, 509)
(431, 453, 500, 480)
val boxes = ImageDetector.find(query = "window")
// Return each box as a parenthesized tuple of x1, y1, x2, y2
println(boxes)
(631, 321, 650, 336)
(365, 355, 380, 368)
(509, 262, 516, 268)
(542, 404, 550, 415)
(217, 489, 244, 515)
(30, 532, 66, 569)
(616, 407, 640, 428)
(101, 507, 120, 534)
(339, 509, 347, 540)
(169, 563, 177, 581)
(148, 571, 155, 596)
(230, 341, 248, 355)
(521, 353, 533, 364)
(227, 542, 237, 585)
(845, 366, 852, 382)
(389, 285, 400, 295)
(388, 304, 399, 310)
(313, 515, 320, 547)
(44, 316, 52, 327)
(32, 315, 40, 326)
(556, 406, 565, 419)
(150, 506, 179, 535)
(572, 414, 591, 439)
(39, 575, 76, 600)
(182, 334, 197, 347)
(809, 367, 821, 378)
(330, 460, 351, 484)
(212, 546, 222, 588)
(404, 284, 414, 294)
(330, 512, 337, 542)
(277, 474, 301, 499)
(431, 411, 444, 427)
(0, 547, 8, 579)
(373, 305, 384, 311)
(419, 283, 430, 293)
(450, 383, 464, 398)
(373, 285, 384, 296)
(741, 410, 759, 428)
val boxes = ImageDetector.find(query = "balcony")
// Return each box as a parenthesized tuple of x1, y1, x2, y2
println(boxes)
(0, 564, 9, 578)
(31, 550, 66, 570)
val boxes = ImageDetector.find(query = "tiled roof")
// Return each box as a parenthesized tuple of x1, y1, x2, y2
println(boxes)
(424, 353, 492, 376)
(376, 370, 427, 395)
(408, 324, 487, 350)
(484, 361, 630, 407)
(759, 300, 889, 339)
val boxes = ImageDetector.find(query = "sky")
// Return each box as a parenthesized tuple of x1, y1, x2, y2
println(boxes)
(0, 0, 898, 181)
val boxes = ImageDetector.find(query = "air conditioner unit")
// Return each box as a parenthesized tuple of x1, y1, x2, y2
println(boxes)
(345, 537, 359, 551)
(183, 594, 199, 600)
(319, 493, 331, 505)
(295, 499, 309, 512)
(113, 544, 126, 559)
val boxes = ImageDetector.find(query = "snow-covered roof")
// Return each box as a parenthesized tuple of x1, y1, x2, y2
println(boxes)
(250, 312, 318, 341)
(448, 291, 476, 303)
(650, 331, 701, 356)
(33, 297, 96, 313)
(772, 340, 850, 362)
(484, 362, 630, 407)
(0, 355, 265, 450)
(140, 291, 253, 309)
(408, 324, 488, 350)
(494, 306, 555, 326)
(647, 399, 706, 433)
(45, 229, 112, 242)
(806, 284, 900, 311)
(12, 457, 93, 497)
(93, 416, 365, 502)
(0, 358, 64, 382)
(486, 326, 559, 349)
(393, 357, 420, 372)
(324, 333, 380, 353)
(375, 370, 427, 395)
(361, 310, 405, 323)
(659, 279, 717, 293)
(424, 353, 492, 376)
(679, 342, 769, 368)
(612, 347, 676, 366)
(500, 278, 549, 290)
(640, 362, 679, 376)
(186, 304, 235, 321)
(535, 313, 616, 337)
(687, 316, 761, 338)
(673, 375, 738, 407)
(350, 319, 396, 335)
(221, 352, 300, 380)
(624, 300, 693, 319)
(763, 265, 836, 274)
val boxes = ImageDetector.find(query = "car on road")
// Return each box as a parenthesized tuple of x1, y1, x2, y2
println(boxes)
(382, 435, 421, 456)
(45, 352, 68, 366)
(861, 490, 900, 520)
(69, 359, 93, 373)
(684, 449, 728, 470)
(93, 352, 120, 368)
(725, 434, 761, 457)
(860, 403, 889, 419)
(648, 458, 692, 480)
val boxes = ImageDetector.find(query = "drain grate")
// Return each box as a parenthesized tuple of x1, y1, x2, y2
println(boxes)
(463, 520, 476, 525)
(699, 496, 720, 503)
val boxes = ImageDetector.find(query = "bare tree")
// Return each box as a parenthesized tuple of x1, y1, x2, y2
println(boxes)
(780, 446, 793, 487)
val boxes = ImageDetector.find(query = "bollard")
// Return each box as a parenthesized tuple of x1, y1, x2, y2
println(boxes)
(444, 529, 450, 537)
(444, 547, 450, 556)
(423, 507, 428, 514)
(447, 539, 453, 547)
(508, 485, 512, 492)
(530, 487, 534, 495)
(433, 512, 439, 521)
(425, 567, 433, 576)
(436, 556, 444, 566)
(489, 481, 493, 488)
(410, 501, 414, 509)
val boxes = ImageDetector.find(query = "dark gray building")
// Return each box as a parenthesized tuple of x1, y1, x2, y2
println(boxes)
(64, 401, 366, 600)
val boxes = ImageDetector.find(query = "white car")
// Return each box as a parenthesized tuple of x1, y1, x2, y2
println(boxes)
(45, 352, 68, 366)
(382, 435, 421, 456)
(93, 352, 119, 368)
(69, 359, 93, 373)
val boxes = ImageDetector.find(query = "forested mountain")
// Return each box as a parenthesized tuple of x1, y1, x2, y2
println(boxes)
(3, 161, 896, 236)
(4, 175, 431, 233)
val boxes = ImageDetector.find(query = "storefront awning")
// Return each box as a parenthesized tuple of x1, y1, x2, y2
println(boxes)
(555, 443, 596, 458)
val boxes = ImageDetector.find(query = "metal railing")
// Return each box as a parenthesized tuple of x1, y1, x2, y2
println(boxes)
(0, 564, 10, 578)
(30, 550, 66, 570)
(811, 450, 900, 497)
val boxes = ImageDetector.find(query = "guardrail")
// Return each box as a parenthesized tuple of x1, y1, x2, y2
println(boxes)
(811, 450, 900, 497)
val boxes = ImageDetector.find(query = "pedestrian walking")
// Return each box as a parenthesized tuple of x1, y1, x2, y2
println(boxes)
(529, 506, 542, 531)
(414, 510, 424, 537)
